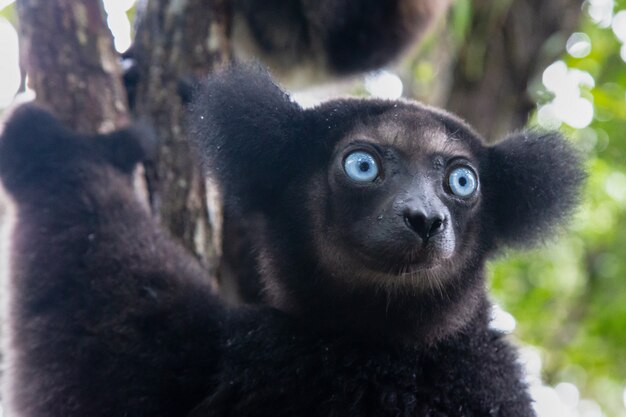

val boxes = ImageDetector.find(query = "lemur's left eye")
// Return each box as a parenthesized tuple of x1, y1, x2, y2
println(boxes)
(344, 151, 379, 182)
(448, 166, 477, 197)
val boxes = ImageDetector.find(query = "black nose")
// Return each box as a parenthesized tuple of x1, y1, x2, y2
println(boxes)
(403, 209, 445, 240)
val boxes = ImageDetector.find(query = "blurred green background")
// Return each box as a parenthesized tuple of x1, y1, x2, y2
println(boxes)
(489, 4, 626, 417)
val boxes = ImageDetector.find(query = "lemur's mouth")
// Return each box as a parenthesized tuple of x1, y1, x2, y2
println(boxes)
(353, 247, 443, 277)
(388, 258, 441, 276)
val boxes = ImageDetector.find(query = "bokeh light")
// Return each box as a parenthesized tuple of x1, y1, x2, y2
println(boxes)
(102, 0, 135, 53)
(522, 350, 610, 417)
(612, 10, 626, 41)
(567, 32, 593, 58)
(489, 304, 517, 334)
(539, 61, 595, 129)
(586, 0, 615, 27)
(364, 70, 403, 99)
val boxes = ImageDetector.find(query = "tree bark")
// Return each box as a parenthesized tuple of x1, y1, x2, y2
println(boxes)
(16, 0, 129, 133)
(445, 0, 582, 142)
(131, 0, 231, 278)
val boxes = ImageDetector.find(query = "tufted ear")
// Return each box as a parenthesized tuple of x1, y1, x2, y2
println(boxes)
(189, 64, 306, 212)
(484, 131, 585, 248)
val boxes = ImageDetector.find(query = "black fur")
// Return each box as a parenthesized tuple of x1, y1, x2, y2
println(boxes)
(0, 106, 220, 417)
(0, 66, 584, 417)
(232, 0, 450, 82)
(484, 131, 585, 247)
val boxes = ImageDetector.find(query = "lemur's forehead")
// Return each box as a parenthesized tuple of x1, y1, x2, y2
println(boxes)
(341, 106, 476, 159)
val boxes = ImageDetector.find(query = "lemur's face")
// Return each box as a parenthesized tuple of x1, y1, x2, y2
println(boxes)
(308, 108, 484, 290)
(194, 66, 583, 329)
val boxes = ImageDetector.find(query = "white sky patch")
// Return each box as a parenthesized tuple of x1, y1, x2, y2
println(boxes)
(531, 382, 604, 417)
(543, 61, 594, 95)
(540, 61, 595, 129)
(0, 0, 14, 10)
(365, 70, 403, 100)
(566, 32, 592, 58)
(537, 103, 562, 130)
(531, 385, 573, 417)
(554, 96, 594, 129)
(291, 92, 324, 109)
(555, 382, 580, 409)
(103, 0, 136, 53)
(543, 61, 572, 95)
(605, 171, 626, 203)
(612, 10, 626, 42)
(578, 399, 604, 417)
(519, 346, 543, 384)
(518, 344, 606, 417)
(0, 18, 20, 109)
(587, 0, 615, 28)
(489, 304, 517, 334)
(570, 69, 595, 89)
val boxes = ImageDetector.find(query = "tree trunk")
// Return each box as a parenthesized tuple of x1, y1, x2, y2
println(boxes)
(445, 0, 581, 142)
(130, 0, 231, 279)
(16, 0, 129, 133)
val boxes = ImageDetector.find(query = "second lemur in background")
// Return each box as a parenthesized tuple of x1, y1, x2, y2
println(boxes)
(232, 0, 451, 85)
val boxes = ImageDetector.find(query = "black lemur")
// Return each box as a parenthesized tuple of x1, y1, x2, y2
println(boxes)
(0, 66, 584, 416)
(230, 0, 451, 84)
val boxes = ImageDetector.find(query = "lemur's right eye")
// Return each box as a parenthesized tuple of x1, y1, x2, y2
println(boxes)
(343, 151, 379, 182)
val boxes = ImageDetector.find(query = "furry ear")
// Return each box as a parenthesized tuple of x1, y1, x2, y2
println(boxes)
(189, 64, 305, 212)
(484, 131, 585, 248)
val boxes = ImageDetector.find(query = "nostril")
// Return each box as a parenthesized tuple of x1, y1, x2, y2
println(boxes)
(403, 210, 445, 240)
(404, 212, 426, 236)
(429, 218, 444, 236)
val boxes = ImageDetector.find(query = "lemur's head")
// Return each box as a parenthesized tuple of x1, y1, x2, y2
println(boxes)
(192, 65, 584, 341)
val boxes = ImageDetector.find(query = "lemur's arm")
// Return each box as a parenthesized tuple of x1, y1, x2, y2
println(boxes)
(0, 106, 223, 417)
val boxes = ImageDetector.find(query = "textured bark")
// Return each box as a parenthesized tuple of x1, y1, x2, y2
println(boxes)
(131, 0, 231, 276)
(445, 0, 582, 142)
(16, 0, 129, 133)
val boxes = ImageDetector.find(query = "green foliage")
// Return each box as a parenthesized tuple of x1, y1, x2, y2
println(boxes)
(0, 2, 16, 26)
(488, 2, 626, 416)
(450, 0, 472, 45)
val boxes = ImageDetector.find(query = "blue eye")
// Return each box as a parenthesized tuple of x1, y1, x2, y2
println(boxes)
(344, 151, 379, 182)
(448, 166, 477, 197)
